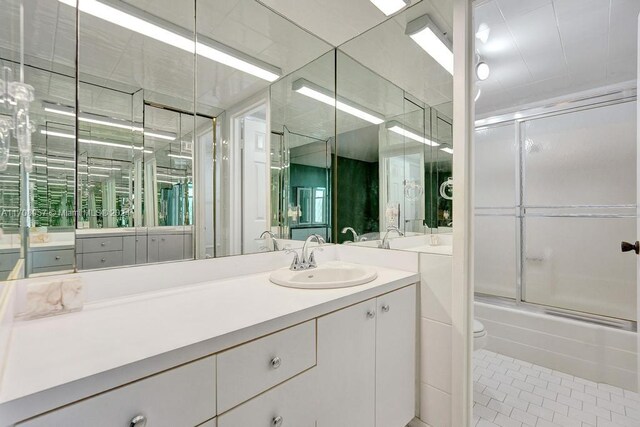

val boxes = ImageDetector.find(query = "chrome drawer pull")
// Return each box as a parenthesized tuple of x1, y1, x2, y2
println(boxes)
(270, 356, 282, 369)
(130, 415, 146, 427)
(272, 415, 283, 427)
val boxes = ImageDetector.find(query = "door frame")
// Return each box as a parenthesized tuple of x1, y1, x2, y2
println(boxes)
(228, 92, 270, 255)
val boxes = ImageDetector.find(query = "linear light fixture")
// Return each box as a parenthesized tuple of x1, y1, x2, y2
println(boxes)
(440, 147, 453, 154)
(370, 0, 409, 16)
(292, 78, 384, 125)
(40, 129, 153, 152)
(406, 14, 453, 75)
(78, 171, 110, 178)
(58, 0, 281, 82)
(385, 121, 439, 146)
(43, 102, 176, 140)
(167, 153, 192, 161)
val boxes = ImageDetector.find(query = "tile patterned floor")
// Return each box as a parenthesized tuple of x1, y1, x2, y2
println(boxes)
(473, 349, 640, 427)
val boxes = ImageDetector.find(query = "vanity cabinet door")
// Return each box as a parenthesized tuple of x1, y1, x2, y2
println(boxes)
(135, 235, 148, 264)
(316, 299, 376, 427)
(375, 284, 417, 427)
(158, 234, 184, 262)
(147, 235, 160, 263)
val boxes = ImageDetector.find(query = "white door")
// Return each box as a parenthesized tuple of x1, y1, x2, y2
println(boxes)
(376, 285, 417, 427)
(242, 117, 268, 253)
(317, 299, 376, 427)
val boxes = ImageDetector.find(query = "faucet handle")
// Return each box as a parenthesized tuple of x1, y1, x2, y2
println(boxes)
(308, 247, 324, 267)
(285, 249, 301, 270)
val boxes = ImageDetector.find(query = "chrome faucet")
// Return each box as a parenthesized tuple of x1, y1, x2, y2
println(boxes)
(380, 225, 404, 249)
(287, 234, 325, 270)
(258, 231, 281, 251)
(341, 227, 359, 243)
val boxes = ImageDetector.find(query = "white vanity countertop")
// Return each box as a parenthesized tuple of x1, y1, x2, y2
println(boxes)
(0, 262, 418, 424)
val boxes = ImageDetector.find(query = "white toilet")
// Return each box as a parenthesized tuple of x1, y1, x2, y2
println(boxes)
(474, 320, 488, 350)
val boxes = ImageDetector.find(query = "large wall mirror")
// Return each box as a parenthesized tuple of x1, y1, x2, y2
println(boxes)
(1, 0, 453, 282)
(335, 0, 453, 249)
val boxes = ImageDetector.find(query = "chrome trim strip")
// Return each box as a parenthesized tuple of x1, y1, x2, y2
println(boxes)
(475, 294, 637, 331)
(476, 85, 636, 127)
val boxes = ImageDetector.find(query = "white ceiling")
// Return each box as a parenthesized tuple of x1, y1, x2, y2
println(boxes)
(258, 0, 424, 47)
(339, 0, 454, 115)
(474, 0, 640, 115)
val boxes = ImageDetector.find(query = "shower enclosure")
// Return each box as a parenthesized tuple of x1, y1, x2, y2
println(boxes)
(474, 90, 637, 329)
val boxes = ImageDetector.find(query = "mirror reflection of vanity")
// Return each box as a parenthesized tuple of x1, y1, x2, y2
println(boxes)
(1, 0, 453, 283)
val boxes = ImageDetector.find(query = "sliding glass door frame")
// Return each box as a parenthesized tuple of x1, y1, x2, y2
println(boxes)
(475, 85, 638, 331)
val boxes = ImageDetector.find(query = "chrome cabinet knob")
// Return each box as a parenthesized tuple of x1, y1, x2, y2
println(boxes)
(55, 256, 61, 260)
(272, 415, 283, 427)
(101, 258, 106, 263)
(367, 310, 376, 319)
(101, 242, 106, 246)
(270, 356, 282, 369)
(382, 305, 390, 312)
(130, 415, 147, 427)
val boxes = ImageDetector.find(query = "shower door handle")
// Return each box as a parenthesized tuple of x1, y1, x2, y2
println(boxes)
(620, 241, 639, 254)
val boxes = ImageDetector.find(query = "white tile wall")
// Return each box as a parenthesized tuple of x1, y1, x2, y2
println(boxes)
(0, 282, 15, 381)
(476, 302, 637, 391)
(474, 349, 640, 427)
(418, 252, 453, 426)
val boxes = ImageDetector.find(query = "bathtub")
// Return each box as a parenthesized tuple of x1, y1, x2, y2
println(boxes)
(475, 300, 638, 391)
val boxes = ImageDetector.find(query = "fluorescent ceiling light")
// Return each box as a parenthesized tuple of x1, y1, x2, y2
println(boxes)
(440, 147, 453, 154)
(58, 0, 281, 82)
(78, 171, 110, 177)
(40, 129, 74, 140)
(88, 165, 120, 171)
(40, 129, 160, 151)
(167, 153, 192, 161)
(43, 102, 176, 140)
(476, 62, 490, 81)
(292, 79, 384, 125)
(385, 121, 439, 146)
(406, 15, 453, 75)
(143, 129, 176, 141)
(370, 0, 409, 16)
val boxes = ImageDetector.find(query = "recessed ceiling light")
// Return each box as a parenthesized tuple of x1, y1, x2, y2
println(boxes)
(370, 0, 410, 16)
(292, 78, 384, 125)
(476, 62, 490, 81)
(406, 14, 453, 75)
(58, 0, 281, 82)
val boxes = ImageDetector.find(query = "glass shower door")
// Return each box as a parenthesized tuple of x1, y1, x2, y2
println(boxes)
(522, 101, 637, 322)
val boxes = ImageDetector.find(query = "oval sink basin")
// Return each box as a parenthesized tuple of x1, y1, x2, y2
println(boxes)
(270, 262, 377, 289)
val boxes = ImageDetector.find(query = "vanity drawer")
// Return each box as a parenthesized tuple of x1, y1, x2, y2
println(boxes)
(79, 236, 123, 253)
(32, 249, 75, 268)
(217, 320, 316, 412)
(80, 251, 123, 270)
(18, 355, 217, 427)
(218, 369, 317, 427)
